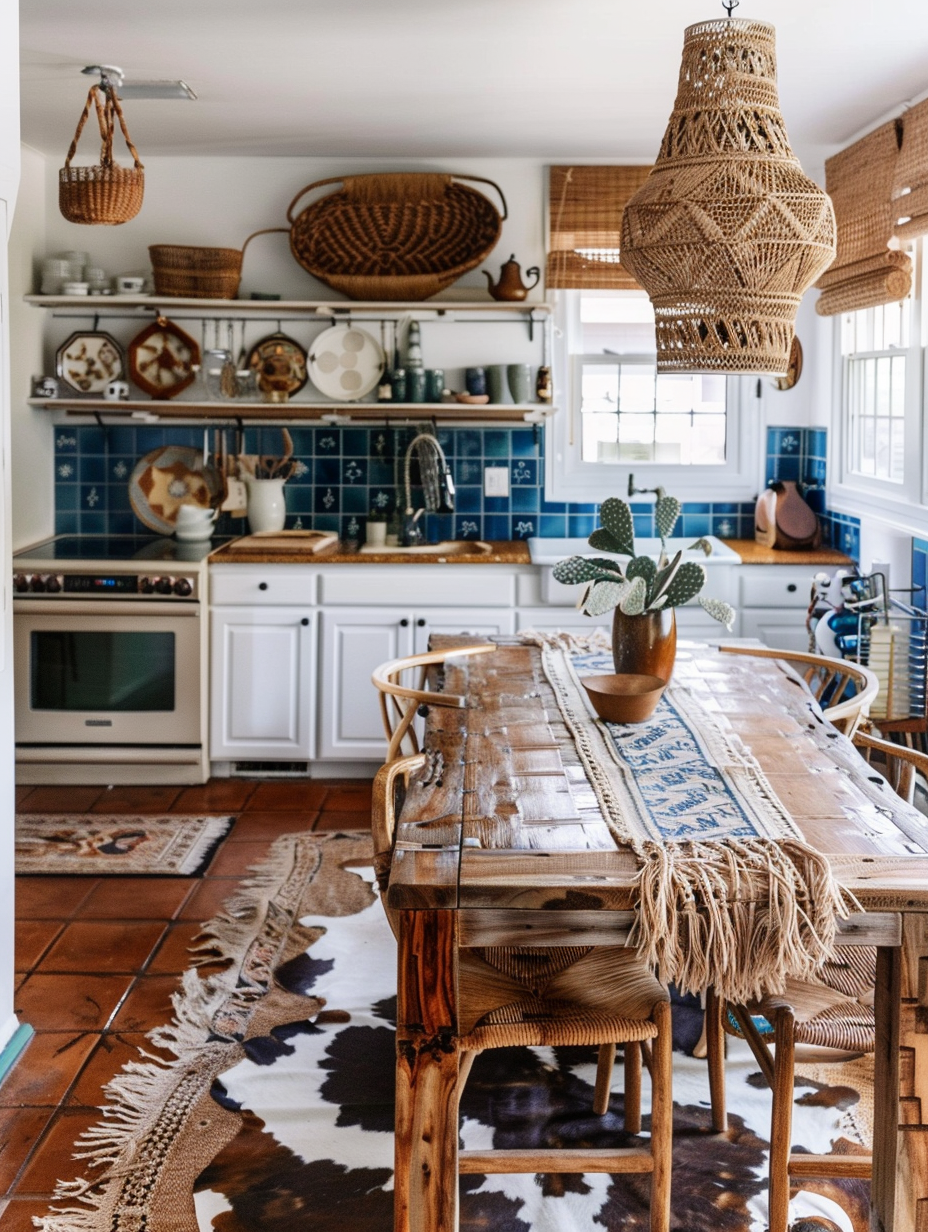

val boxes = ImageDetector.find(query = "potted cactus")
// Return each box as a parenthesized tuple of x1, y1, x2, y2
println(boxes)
(553, 492, 735, 678)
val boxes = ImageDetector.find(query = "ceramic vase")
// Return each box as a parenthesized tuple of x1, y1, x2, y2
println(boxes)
(611, 607, 677, 682)
(246, 477, 287, 534)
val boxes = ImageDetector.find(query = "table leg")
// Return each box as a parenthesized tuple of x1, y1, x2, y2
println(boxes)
(395, 909, 460, 1232)
(872, 944, 902, 1232)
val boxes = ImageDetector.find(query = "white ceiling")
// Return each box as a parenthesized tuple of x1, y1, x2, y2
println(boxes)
(19, 0, 928, 165)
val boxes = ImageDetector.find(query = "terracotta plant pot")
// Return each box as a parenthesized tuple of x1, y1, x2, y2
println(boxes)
(611, 607, 677, 682)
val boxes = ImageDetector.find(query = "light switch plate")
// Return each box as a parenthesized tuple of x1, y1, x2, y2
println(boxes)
(484, 466, 510, 497)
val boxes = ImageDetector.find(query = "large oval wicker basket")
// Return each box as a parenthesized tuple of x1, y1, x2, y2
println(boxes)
(285, 173, 507, 301)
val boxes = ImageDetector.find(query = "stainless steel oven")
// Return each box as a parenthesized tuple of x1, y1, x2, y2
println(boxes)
(13, 536, 212, 784)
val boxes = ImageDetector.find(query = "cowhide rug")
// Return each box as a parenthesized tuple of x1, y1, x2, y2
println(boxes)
(37, 832, 872, 1232)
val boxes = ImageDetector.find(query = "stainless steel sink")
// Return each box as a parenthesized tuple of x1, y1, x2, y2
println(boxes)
(358, 540, 493, 557)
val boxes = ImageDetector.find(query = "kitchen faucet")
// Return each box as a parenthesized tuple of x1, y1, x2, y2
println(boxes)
(402, 432, 455, 545)
(627, 472, 662, 499)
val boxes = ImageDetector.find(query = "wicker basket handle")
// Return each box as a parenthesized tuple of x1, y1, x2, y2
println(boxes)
(286, 174, 508, 223)
(240, 227, 290, 258)
(63, 86, 143, 171)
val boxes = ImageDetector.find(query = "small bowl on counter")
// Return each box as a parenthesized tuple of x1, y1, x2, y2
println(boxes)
(580, 673, 667, 724)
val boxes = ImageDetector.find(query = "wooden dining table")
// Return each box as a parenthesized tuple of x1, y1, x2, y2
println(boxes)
(386, 636, 928, 1232)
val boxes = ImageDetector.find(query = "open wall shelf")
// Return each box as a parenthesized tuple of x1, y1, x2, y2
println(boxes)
(28, 398, 555, 424)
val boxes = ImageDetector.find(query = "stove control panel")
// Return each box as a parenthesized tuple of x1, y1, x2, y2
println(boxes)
(12, 572, 199, 600)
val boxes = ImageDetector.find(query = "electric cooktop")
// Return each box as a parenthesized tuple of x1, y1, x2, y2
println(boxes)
(14, 534, 230, 565)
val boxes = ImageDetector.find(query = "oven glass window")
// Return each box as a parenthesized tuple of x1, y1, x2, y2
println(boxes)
(31, 632, 176, 711)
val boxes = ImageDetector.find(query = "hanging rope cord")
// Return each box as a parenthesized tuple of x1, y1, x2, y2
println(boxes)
(63, 84, 143, 171)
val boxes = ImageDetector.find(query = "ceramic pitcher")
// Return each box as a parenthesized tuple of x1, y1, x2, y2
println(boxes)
(245, 477, 287, 534)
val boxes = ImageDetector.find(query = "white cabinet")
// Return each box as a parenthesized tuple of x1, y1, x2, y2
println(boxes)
(318, 605, 515, 760)
(210, 606, 316, 760)
(737, 565, 817, 653)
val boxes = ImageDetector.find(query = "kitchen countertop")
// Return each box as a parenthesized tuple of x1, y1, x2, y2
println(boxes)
(722, 539, 854, 566)
(208, 539, 533, 565)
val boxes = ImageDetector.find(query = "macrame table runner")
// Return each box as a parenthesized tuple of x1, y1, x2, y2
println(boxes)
(536, 639, 855, 1003)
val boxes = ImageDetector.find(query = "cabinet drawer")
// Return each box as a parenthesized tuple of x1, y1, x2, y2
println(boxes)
(738, 567, 816, 610)
(320, 565, 515, 607)
(210, 566, 317, 606)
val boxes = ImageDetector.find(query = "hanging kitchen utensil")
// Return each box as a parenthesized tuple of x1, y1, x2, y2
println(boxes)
(127, 316, 200, 399)
(59, 83, 144, 225)
(246, 332, 309, 401)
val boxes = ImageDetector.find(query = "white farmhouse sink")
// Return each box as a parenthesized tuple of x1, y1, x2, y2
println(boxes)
(527, 535, 741, 566)
(528, 535, 740, 609)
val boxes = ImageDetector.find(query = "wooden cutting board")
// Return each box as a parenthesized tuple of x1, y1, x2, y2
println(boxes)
(225, 530, 339, 554)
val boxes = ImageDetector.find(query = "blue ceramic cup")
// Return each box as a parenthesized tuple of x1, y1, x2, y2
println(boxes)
(425, 369, 445, 402)
(407, 370, 427, 403)
(465, 366, 487, 396)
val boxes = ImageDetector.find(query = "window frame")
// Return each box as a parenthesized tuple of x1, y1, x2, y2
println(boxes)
(545, 289, 763, 504)
(827, 240, 927, 529)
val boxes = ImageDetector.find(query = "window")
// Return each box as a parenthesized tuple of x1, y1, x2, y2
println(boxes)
(546, 290, 760, 503)
(830, 241, 926, 520)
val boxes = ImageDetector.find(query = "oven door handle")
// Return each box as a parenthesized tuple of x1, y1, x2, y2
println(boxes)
(14, 600, 200, 617)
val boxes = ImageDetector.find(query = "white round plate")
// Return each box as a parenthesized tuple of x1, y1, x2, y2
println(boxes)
(308, 324, 384, 402)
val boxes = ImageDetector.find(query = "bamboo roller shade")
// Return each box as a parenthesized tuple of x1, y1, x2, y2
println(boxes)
(893, 99, 928, 242)
(547, 166, 651, 290)
(816, 120, 912, 317)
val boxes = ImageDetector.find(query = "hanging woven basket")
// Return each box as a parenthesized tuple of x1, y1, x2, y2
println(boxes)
(59, 85, 144, 226)
(280, 173, 507, 301)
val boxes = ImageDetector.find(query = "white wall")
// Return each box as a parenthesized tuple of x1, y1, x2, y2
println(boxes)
(0, 0, 22, 1056)
(10, 145, 51, 550)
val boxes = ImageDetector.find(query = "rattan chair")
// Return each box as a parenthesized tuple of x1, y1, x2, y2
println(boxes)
(371, 643, 496, 761)
(371, 708, 673, 1231)
(704, 728, 926, 1232)
(718, 644, 879, 736)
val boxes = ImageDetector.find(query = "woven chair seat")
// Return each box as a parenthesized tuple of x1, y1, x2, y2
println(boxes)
(461, 1006, 660, 1053)
(760, 976, 875, 1053)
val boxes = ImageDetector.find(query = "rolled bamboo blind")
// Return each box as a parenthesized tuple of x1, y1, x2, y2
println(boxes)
(547, 166, 651, 289)
(816, 120, 912, 317)
(893, 99, 928, 241)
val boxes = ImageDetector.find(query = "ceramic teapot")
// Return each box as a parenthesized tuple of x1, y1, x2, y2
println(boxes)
(484, 254, 541, 301)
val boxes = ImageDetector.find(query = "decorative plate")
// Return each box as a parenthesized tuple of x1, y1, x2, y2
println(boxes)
(128, 446, 223, 535)
(246, 332, 309, 398)
(56, 331, 125, 395)
(308, 324, 384, 401)
(128, 316, 201, 400)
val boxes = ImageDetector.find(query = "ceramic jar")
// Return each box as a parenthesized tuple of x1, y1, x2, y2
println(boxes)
(245, 477, 287, 534)
(611, 607, 677, 682)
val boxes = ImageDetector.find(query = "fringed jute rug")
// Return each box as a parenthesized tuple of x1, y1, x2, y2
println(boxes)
(15, 815, 234, 875)
(36, 832, 873, 1232)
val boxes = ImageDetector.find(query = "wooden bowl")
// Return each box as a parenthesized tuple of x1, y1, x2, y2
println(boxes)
(580, 674, 667, 724)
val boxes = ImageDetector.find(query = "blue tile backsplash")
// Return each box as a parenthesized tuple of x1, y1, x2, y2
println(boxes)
(52, 420, 859, 557)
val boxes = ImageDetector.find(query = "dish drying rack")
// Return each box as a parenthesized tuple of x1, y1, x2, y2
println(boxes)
(850, 573, 928, 729)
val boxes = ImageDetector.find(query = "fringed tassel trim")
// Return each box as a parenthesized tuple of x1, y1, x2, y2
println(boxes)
(631, 837, 859, 1003)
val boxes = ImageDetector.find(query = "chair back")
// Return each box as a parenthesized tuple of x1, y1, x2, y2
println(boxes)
(719, 644, 879, 736)
(372, 643, 496, 760)
(853, 727, 928, 804)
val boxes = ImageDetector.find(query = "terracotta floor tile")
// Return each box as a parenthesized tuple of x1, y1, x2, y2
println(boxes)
(15, 1109, 101, 1196)
(246, 780, 329, 811)
(0, 1107, 51, 1194)
(74, 878, 193, 921)
(90, 785, 182, 814)
(15, 974, 133, 1033)
(0, 1198, 61, 1230)
(171, 779, 257, 813)
(109, 976, 180, 1032)
(203, 840, 275, 877)
(323, 783, 373, 812)
(146, 922, 218, 974)
(14, 879, 96, 922)
(174, 877, 240, 921)
(226, 810, 316, 841)
(16, 787, 103, 815)
(0, 1033, 99, 1109)
(14, 922, 63, 974)
(314, 811, 371, 832)
(39, 921, 166, 975)
(66, 1033, 168, 1109)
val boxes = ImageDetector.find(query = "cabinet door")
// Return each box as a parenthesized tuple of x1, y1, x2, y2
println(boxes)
(319, 608, 415, 760)
(740, 610, 810, 653)
(210, 607, 315, 760)
(412, 607, 516, 655)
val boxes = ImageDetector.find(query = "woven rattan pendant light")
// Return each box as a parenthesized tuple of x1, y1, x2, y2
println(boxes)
(620, 7, 836, 375)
